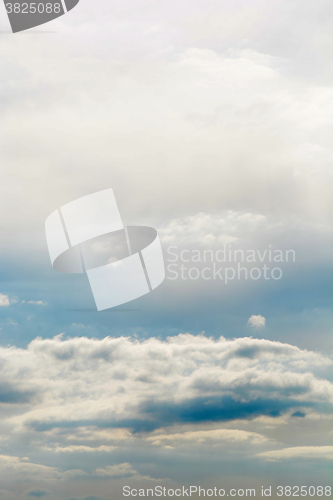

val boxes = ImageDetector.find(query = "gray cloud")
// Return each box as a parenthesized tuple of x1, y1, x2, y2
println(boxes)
(0, 335, 331, 497)
(0, 334, 331, 433)
(27, 490, 49, 498)
(0, 384, 36, 404)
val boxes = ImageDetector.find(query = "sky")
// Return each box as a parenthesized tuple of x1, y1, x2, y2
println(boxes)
(0, 0, 332, 499)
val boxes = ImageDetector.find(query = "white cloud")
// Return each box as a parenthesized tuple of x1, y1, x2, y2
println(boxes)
(159, 211, 267, 246)
(21, 300, 47, 306)
(248, 315, 266, 328)
(147, 428, 268, 447)
(0, 454, 85, 481)
(92, 463, 162, 482)
(6, 318, 19, 327)
(0, 334, 330, 435)
(42, 445, 117, 453)
(258, 446, 333, 461)
(0, 331, 330, 493)
(0, 27, 331, 260)
(93, 462, 137, 477)
(0, 294, 10, 307)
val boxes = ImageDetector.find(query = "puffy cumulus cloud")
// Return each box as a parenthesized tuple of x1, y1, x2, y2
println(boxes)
(0, 294, 10, 307)
(248, 315, 266, 328)
(258, 445, 333, 461)
(0, 334, 331, 434)
(0, 334, 331, 498)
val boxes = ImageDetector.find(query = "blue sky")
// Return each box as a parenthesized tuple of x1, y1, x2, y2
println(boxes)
(0, 0, 332, 498)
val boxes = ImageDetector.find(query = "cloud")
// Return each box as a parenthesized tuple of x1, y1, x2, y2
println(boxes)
(0, 383, 36, 404)
(21, 301, 47, 306)
(159, 211, 267, 246)
(0, 294, 10, 307)
(138, 396, 321, 431)
(0, 24, 331, 256)
(27, 490, 49, 498)
(258, 446, 333, 461)
(5, 318, 19, 327)
(93, 463, 162, 483)
(0, 332, 330, 494)
(43, 445, 117, 453)
(0, 0, 331, 356)
(147, 428, 268, 447)
(0, 334, 330, 436)
(248, 315, 266, 328)
(0, 455, 85, 481)
(93, 463, 137, 478)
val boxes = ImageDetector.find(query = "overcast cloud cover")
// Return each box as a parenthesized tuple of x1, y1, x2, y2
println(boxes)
(0, 0, 332, 498)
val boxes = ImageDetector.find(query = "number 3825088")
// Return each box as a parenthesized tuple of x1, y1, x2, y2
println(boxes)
(277, 486, 332, 497)
(5, 3, 62, 14)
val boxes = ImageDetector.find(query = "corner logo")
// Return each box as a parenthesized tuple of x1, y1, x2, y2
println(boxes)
(45, 189, 165, 311)
(4, 0, 80, 33)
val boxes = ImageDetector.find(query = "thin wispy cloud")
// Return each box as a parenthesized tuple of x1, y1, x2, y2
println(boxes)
(22, 300, 47, 306)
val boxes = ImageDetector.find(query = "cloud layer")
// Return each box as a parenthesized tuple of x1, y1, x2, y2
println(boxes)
(0, 334, 331, 498)
(1, 334, 331, 430)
